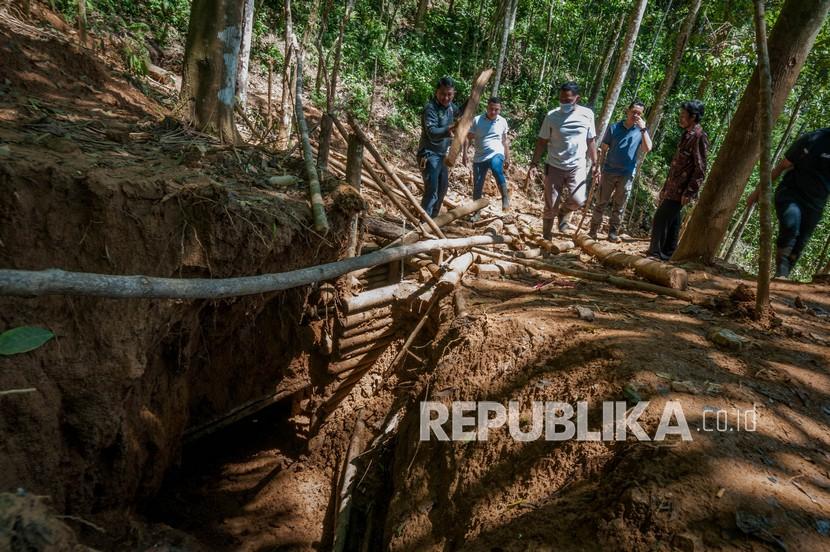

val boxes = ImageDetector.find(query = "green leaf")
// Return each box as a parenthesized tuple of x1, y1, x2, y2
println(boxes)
(0, 327, 55, 356)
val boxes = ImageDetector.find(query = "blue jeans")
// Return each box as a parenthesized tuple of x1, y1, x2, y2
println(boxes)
(775, 186, 823, 271)
(420, 153, 449, 218)
(473, 154, 508, 201)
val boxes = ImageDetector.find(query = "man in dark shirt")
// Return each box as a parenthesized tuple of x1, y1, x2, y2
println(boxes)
(418, 76, 459, 218)
(646, 100, 709, 260)
(747, 128, 830, 278)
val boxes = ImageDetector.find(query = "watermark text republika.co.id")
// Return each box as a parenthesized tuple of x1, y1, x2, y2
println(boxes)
(419, 400, 758, 442)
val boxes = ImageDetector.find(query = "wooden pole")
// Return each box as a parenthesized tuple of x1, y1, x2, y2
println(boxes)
(346, 133, 363, 258)
(754, 0, 773, 316)
(444, 68, 494, 168)
(574, 235, 688, 290)
(345, 114, 447, 239)
(0, 235, 511, 300)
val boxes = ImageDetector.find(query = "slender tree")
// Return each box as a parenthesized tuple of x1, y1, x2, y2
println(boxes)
(587, 16, 622, 107)
(672, 0, 830, 263)
(415, 0, 429, 29)
(318, 0, 356, 173)
(181, 0, 246, 143)
(595, 0, 648, 144)
(646, 0, 702, 137)
(235, 0, 256, 107)
(277, 0, 294, 148)
(754, 0, 772, 316)
(492, 0, 519, 98)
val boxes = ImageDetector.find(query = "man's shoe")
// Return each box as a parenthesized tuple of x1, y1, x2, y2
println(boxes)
(607, 229, 620, 243)
(501, 195, 510, 213)
(543, 219, 554, 240)
(587, 226, 599, 240)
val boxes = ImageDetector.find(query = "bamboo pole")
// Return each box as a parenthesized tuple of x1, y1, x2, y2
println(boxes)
(0, 235, 511, 300)
(292, 36, 329, 233)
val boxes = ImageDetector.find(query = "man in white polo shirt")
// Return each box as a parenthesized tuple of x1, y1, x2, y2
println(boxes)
(527, 81, 599, 239)
(463, 96, 511, 218)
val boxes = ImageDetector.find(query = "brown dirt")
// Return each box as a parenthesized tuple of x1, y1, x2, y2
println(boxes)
(2, 4, 830, 552)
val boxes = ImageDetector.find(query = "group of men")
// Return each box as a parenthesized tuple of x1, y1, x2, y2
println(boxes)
(417, 77, 829, 278)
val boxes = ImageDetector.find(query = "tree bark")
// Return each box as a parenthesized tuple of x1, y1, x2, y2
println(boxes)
(646, 0, 702, 137)
(181, 0, 246, 143)
(77, 0, 87, 48)
(587, 18, 622, 108)
(277, 0, 294, 148)
(235, 0, 256, 107)
(595, 0, 648, 144)
(492, 0, 518, 98)
(415, 0, 429, 29)
(345, 133, 363, 257)
(754, 0, 772, 316)
(672, 0, 830, 263)
(0, 236, 511, 300)
(318, 0, 355, 173)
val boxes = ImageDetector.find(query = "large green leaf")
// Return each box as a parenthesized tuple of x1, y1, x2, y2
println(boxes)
(0, 327, 55, 356)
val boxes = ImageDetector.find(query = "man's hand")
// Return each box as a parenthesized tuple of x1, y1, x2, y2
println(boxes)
(448, 121, 458, 137)
(634, 114, 646, 130)
(746, 188, 760, 209)
(592, 164, 601, 182)
(527, 163, 538, 182)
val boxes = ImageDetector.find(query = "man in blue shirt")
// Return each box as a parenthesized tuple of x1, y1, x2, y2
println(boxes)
(589, 101, 653, 242)
(418, 76, 459, 218)
(463, 97, 511, 218)
(747, 128, 830, 278)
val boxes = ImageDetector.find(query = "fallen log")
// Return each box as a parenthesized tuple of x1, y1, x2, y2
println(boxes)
(472, 248, 703, 303)
(365, 217, 407, 241)
(337, 325, 396, 353)
(333, 412, 370, 552)
(0, 235, 512, 299)
(574, 235, 688, 290)
(328, 346, 387, 375)
(337, 336, 395, 360)
(436, 252, 474, 294)
(386, 198, 490, 248)
(340, 316, 393, 338)
(344, 281, 422, 314)
(339, 306, 392, 329)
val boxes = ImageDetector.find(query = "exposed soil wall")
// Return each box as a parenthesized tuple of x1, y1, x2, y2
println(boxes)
(0, 150, 359, 515)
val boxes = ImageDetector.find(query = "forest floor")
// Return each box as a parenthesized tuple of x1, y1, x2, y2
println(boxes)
(1, 3, 829, 552)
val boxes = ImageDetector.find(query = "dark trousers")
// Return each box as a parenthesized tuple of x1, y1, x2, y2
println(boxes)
(775, 187, 823, 271)
(648, 199, 683, 260)
(420, 153, 449, 218)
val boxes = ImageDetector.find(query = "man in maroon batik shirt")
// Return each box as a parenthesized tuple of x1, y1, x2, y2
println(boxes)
(646, 100, 709, 260)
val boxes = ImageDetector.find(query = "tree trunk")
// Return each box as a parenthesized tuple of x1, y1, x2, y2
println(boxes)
(415, 0, 429, 29)
(181, 0, 245, 143)
(595, 0, 648, 144)
(722, 90, 807, 261)
(537, 0, 555, 87)
(754, 0, 772, 316)
(77, 0, 87, 48)
(277, 0, 294, 148)
(318, 0, 355, 173)
(587, 16, 622, 108)
(314, 0, 334, 96)
(646, 0, 701, 137)
(672, 0, 830, 263)
(492, 0, 518, 98)
(235, 0, 256, 107)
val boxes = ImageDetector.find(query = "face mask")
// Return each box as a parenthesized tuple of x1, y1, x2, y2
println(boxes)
(560, 102, 575, 114)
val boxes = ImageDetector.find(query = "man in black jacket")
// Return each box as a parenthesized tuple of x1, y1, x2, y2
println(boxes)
(747, 128, 830, 278)
(418, 76, 459, 218)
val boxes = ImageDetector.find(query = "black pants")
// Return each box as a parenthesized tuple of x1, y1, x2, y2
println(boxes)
(775, 186, 823, 274)
(648, 199, 683, 260)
